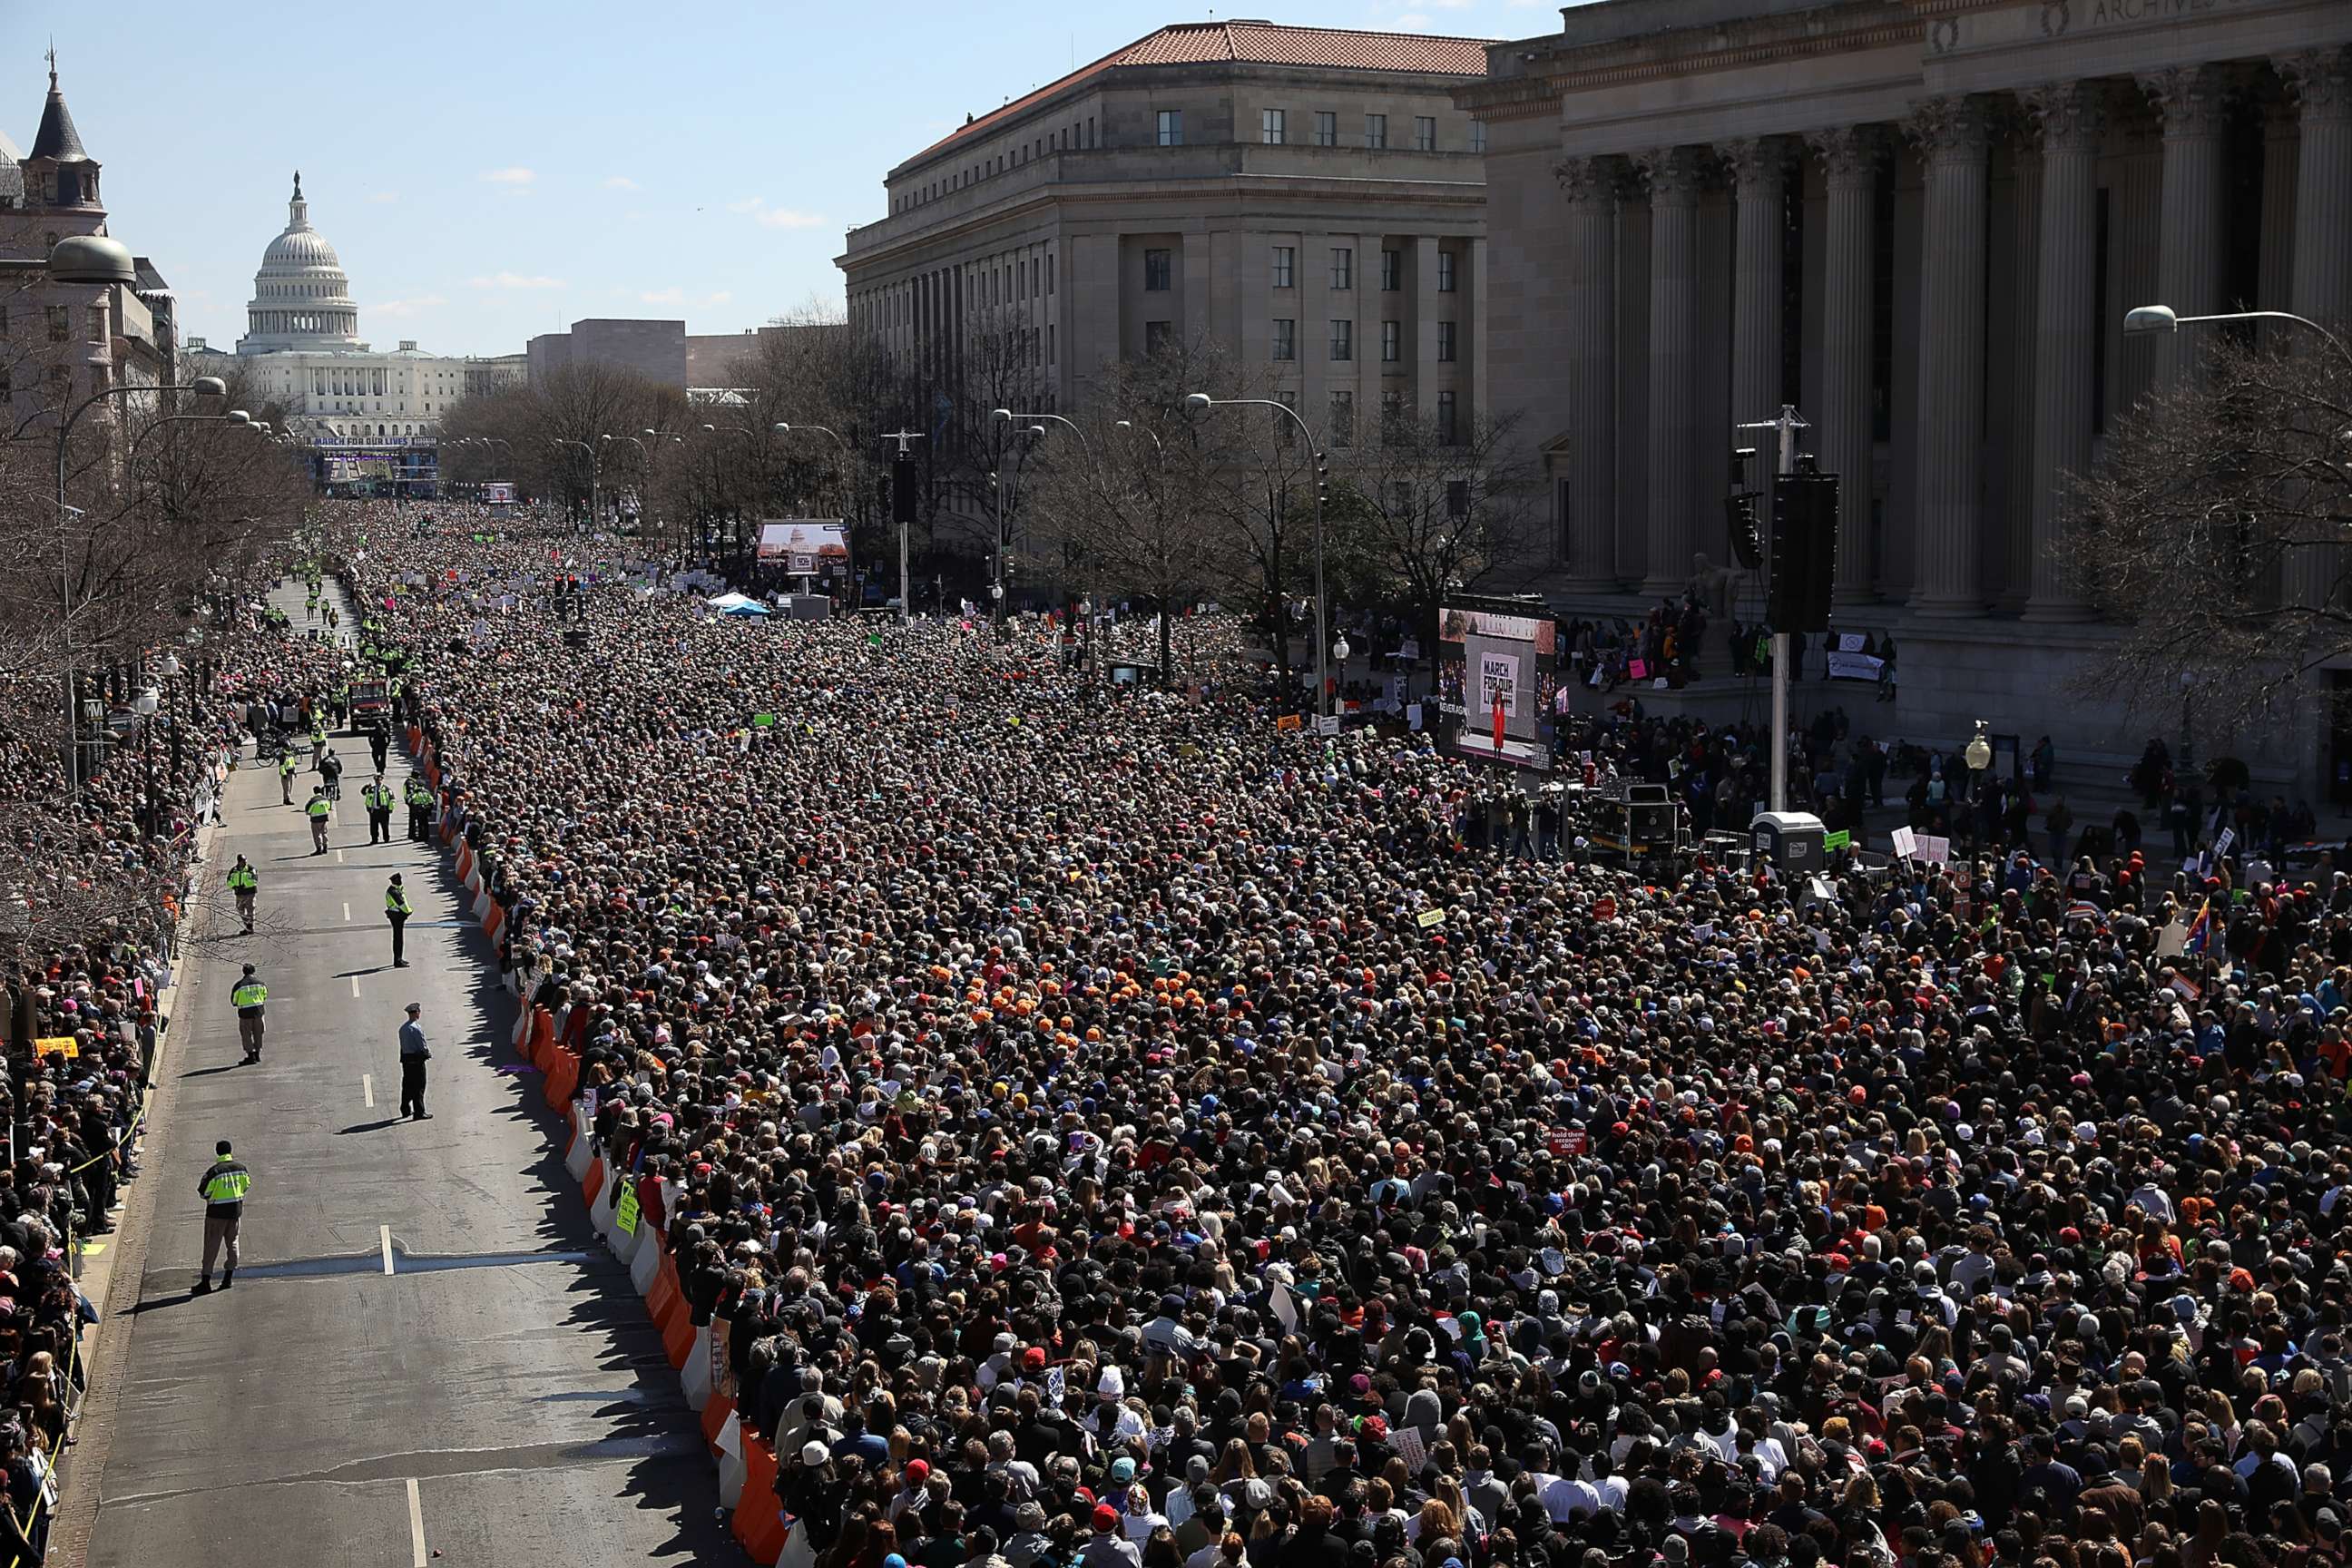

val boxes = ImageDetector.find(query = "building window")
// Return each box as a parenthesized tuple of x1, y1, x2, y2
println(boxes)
(1144, 249, 1172, 291)
(1437, 390, 1458, 443)
(1470, 120, 1488, 153)
(1382, 249, 1401, 291)
(1271, 319, 1296, 361)
(1437, 250, 1457, 292)
(1329, 248, 1352, 289)
(1275, 391, 1299, 446)
(1416, 116, 1437, 152)
(1329, 390, 1354, 448)
(1157, 110, 1183, 147)
(1261, 108, 1285, 145)
(1382, 320, 1401, 363)
(1314, 111, 1337, 147)
(1381, 389, 1403, 437)
(1271, 247, 1295, 289)
(1437, 321, 1456, 362)
(47, 366, 70, 405)
(45, 306, 68, 343)
(1047, 323, 1055, 361)
(1328, 320, 1352, 362)
(1145, 320, 1173, 355)
(87, 304, 108, 342)
(1446, 479, 1471, 517)
(1365, 114, 1387, 150)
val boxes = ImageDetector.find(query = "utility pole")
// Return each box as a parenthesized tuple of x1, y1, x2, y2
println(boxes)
(1735, 405, 1808, 814)
(881, 430, 924, 625)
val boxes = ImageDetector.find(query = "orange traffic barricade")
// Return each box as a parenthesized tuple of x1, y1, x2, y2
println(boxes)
(544, 1049, 579, 1111)
(701, 1390, 735, 1455)
(582, 1156, 605, 1207)
(733, 1436, 788, 1562)
(661, 1291, 696, 1370)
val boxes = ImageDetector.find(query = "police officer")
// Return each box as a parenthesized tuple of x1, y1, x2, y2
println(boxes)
(231, 964, 267, 1063)
(306, 784, 333, 854)
(368, 721, 390, 774)
(386, 873, 413, 967)
(398, 1002, 431, 1120)
(406, 775, 435, 842)
(362, 772, 396, 844)
(309, 720, 328, 772)
(279, 747, 299, 805)
(226, 855, 259, 934)
(195, 1140, 249, 1292)
(318, 745, 345, 801)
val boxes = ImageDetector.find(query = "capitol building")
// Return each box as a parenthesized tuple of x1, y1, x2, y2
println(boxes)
(190, 173, 484, 445)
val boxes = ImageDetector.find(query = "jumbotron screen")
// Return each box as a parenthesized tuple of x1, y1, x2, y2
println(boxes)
(1435, 596, 1560, 770)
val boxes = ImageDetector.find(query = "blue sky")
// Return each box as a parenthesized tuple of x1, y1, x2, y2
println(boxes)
(11, 0, 1564, 358)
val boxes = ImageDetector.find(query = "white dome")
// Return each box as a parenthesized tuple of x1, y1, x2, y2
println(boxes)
(237, 172, 362, 355)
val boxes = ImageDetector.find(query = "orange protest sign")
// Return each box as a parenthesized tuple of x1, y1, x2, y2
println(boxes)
(33, 1036, 77, 1059)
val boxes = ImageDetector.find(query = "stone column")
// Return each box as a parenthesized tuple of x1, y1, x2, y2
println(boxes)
(1906, 96, 1992, 618)
(1556, 155, 1622, 586)
(1637, 146, 1707, 600)
(2279, 48, 2352, 610)
(2025, 83, 2104, 621)
(1808, 127, 1880, 601)
(2003, 127, 2043, 613)
(2141, 65, 2232, 387)
(2281, 48, 2352, 334)
(1724, 137, 1790, 428)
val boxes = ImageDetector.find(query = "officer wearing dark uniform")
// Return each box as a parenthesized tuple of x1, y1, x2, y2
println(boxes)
(387, 874, 413, 967)
(362, 774, 396, 845)
(194, 1140, 250, 1293)
(231, 964, 267, 1063)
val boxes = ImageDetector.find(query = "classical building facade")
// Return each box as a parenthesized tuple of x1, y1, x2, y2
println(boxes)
(0, 58, 178, 419)
(219, 174, 469, 442)
(838, 21, 1493, 445)
(1459, 0, 2352, 794)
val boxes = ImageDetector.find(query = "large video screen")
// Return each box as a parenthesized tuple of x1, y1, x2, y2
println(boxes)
(1436, 600, 1559, 770)
(756, 519, 850, 573)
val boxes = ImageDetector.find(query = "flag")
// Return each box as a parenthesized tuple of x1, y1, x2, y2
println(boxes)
(2183, 897, 2213, 955)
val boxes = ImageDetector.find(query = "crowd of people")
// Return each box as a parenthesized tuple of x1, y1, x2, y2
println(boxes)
(0, 577, 350, 1560)
(303, 495, 2352, 1568)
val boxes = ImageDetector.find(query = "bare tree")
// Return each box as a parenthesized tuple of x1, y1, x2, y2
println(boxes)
(2064, 330, 2352, 729)
(1343, 407, 1544, 659)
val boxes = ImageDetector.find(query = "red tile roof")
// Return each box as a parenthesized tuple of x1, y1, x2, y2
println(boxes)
(906, 21, 1494, 165)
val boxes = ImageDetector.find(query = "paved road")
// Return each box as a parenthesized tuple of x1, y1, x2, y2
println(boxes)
(64, 575, 730, 1565)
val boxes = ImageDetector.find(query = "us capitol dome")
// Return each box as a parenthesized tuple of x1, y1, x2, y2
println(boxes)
(234, 171, 361, 353)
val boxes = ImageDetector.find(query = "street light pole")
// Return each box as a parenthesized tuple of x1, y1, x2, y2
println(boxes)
(2122, 304, 2352, 368)
(875, 429, 926, 625)
(1182, 393, 1331, 716)
(1736, 404, 1808, 814)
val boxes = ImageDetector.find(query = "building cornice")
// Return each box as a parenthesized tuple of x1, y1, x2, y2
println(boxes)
(1460, 1, 1919, 112)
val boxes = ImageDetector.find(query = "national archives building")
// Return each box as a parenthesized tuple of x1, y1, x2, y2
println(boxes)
(1456, 0, 2352, 795)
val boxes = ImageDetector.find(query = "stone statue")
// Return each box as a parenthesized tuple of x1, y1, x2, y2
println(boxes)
(1686, 553, 1740, 620)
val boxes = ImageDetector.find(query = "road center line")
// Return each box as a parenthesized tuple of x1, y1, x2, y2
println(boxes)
(337, 848, 346, 864)
(380, 1225, 395, 1276)
(362, 1073, 375, 1108)
(342, 901, 350, 922)
(350, 975, 361, 998)
(407, 1477, 426, 1566)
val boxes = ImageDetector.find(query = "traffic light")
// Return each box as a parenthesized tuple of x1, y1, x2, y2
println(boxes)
(1724, 448, 1764, 569)
(1767, 459, 1838, 632)
(891, 455, 919, 525)
(1724, 493, 1764, 570)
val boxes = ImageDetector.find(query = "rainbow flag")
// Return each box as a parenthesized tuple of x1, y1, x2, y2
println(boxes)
(2183, 897, 2213, 955)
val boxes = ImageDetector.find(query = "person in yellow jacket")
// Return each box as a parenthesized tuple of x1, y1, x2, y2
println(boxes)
(306, 785, 332, 855)
(386, 873, 413, 967)
(226, 855, 259, 934)
(361, 774, 397, 845)
(230, 964, 268, 1063)
(279, 750, 299, 805)
(194, 1140, 249, 1293)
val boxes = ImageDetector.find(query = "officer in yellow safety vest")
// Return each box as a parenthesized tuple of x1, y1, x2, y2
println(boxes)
(306, 785, 333, 855)
(405, 777, 434, 842)
(361, 774, 397, 845)
(386, 873, 413, 967)
(309, 722, 328, 772)
(231, 963, 267, 1063)
(226, 855, 259, 934)
(194, 1140, 250, 1293)
(279, 749, 299, 805)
